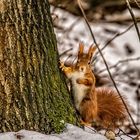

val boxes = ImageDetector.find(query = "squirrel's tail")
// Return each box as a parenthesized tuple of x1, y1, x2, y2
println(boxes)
(96, 87, 128, 129)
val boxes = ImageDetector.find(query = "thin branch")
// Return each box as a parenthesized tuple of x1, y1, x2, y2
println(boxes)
(126, 0, 140, 43)
(133, 0, 140, 9)
(59, 48, 73, 57)
(98, 56, 140, 74)
(77, 0, 140, 134)
(103, 24, 133, 50)
(93, 23, 134, 61)
(118, 128, 135, 139)
(135, 84, 140, 124)
(84, 126, 97, 133)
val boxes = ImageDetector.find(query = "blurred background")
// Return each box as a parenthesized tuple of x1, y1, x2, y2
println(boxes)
(49, 0, 140, 21)
(49, 0, 140, 137)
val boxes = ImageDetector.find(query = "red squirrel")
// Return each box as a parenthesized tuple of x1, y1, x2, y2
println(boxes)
(60, 43, 128, 139)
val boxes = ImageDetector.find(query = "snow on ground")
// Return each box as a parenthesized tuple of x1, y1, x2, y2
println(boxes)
(0, 124, 135, 140)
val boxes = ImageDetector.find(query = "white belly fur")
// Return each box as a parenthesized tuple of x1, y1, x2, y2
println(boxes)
(71, 71, 89, 110)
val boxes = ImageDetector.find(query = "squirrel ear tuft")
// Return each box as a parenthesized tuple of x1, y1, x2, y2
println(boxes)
(88, 44, 96, 60)
(78, 42, 84, 58)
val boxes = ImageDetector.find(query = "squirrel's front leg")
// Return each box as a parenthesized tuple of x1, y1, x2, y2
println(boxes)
(76, 78, 93, 86)
(59, 61, 73, 79)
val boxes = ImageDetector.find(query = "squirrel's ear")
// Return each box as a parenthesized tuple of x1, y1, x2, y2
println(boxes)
(78, 42, 84, 58)
(88, 44, 96, 60)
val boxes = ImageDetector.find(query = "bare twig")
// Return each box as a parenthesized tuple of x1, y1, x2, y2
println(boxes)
(77, 0, 140, 134)
(135, 84, 140, 124)
(103, 24, 133, 50)
(133, 0, 140, 9)
(93, 23, 134, 61)
(84, 126, 97, 133)
(98, 56, 140, 74)
(118, 128, 135, 139)
(126, 0, 140, 43)
(59, 48, 73, 57)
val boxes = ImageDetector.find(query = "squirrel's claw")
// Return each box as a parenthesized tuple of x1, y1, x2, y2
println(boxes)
(59, 61, 65, 70)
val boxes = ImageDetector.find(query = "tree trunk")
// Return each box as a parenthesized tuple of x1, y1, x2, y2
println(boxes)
(0, 0, 77, 133)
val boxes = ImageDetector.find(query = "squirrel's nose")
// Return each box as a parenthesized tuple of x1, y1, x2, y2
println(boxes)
(79, 66, 85, 72)
(81, 67, 84, 71)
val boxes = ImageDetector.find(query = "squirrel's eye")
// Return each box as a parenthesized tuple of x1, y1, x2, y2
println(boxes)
(88, 61, 90, 65)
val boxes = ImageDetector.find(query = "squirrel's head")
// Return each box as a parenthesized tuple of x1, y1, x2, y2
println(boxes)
(75, 42, 96, 73)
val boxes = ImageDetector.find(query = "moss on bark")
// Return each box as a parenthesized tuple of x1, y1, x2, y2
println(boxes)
(0, 0, 77, 133)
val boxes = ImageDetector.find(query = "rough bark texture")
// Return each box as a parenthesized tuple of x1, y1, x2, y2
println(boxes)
(0, 0, 77, 133)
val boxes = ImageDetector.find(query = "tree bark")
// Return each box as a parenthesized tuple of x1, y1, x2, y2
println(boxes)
(0, 0, 77, 133)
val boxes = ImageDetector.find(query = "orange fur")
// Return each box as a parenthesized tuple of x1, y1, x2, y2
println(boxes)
(79, 87, 127, 130)
(79, 89, 98, 123)
(97, 88, 127, 126)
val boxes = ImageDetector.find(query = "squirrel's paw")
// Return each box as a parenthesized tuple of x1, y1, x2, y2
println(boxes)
(59, 61, 65, 70)
(105, 130, 115, 140)
(80, 119, 92, 127)
(59, 61, 72, 73)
